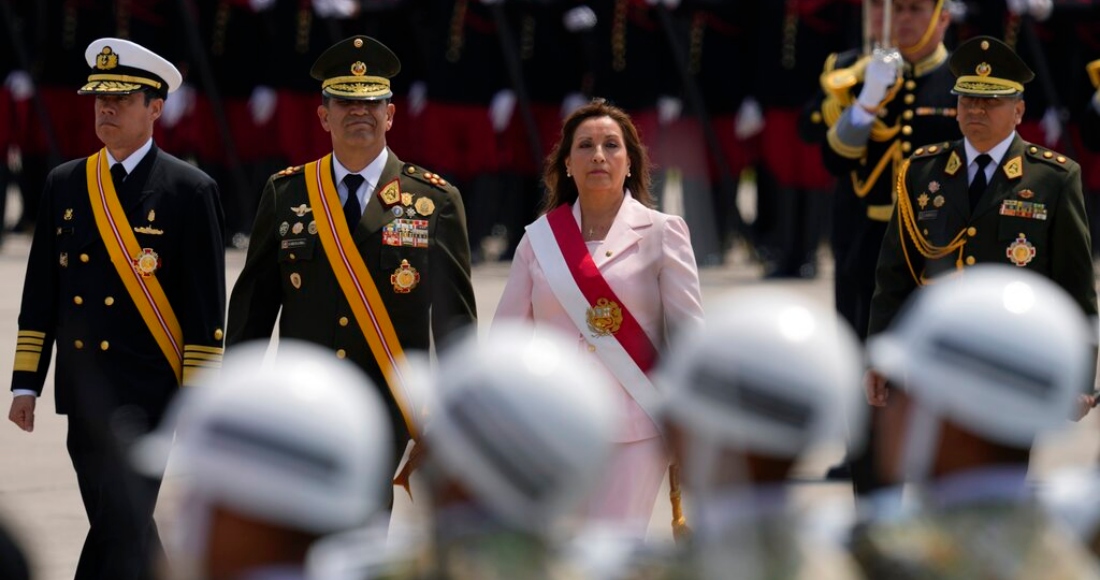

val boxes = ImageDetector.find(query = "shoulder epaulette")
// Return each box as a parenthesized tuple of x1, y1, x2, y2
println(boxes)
(274, 165, 304, 178)
(1025, 144, 1073, 170)
(403, 164, 454, 191)
(910, 142, 953, 159)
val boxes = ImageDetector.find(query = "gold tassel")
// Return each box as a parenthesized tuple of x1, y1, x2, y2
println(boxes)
(669, 463, 691, 542)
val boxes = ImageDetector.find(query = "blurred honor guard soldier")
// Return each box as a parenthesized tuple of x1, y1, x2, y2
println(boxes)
(866, 36, 1097, 358)
(7, 38, 226, 579)
(227, 36, 477, 482)
(816, 0, 960, 496)
(859, 266, 1100, 578)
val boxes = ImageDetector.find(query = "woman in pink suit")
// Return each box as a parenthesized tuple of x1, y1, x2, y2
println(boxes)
(494, 99, 704, 536)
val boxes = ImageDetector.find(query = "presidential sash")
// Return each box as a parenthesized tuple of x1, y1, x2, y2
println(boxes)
(86, 150, 183, 383)
(527, 205, 660, 419)
(304, 154, 418, 437)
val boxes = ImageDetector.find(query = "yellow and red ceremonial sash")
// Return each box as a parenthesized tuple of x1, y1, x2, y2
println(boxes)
(527, 205, 661, 418)
(304, 154, 418, 438)
(86, 150, 183, 384)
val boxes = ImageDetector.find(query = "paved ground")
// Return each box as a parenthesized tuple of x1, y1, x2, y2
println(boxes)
(0, 232, 1096, 580)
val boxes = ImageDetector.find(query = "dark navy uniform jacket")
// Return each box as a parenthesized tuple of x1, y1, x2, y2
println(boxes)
(12, 143, 226, 424)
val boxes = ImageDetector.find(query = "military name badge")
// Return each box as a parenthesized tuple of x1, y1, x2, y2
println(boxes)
(1006, 233, 1036, 267)
(391, 259, 420, 293)
(131, 248, 160, 277)
(290, 272, 302, 289)
(279, 221, 290, 236)
(933, 195, 945, 208)
(414, 197, 435, 217)
(586, 298, 623, 337)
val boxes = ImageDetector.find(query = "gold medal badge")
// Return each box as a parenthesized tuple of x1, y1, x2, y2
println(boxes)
(918, 192, 929, 210)
(414, 197, 435, 217)
(1006, 233, 1036, 267)
(64, 208, 74, 221)
(131, 248, 160, 277)
(290, 272, 302, 289)
(586, 298, 623, 337)
(292, 222, 304, 235)
(933, 195, 945, 208)
(401, 192, 414, 206)
(291, 204, 312, 217)
(391, 259, 420, 293)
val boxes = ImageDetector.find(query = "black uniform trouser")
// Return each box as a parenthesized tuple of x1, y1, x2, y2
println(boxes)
(837, 216, 890, 496)
(66, 414, 164, 580)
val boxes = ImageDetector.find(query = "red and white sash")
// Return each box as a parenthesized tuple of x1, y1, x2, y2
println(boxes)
(526, 205, 660, 418)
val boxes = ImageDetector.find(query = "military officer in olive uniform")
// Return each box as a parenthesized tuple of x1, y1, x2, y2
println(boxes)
(227, 36, 477, 480)
(866, 36, 1097, 407)
(8, 38, 226, 580)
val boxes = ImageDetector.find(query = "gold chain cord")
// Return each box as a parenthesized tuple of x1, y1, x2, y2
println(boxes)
(894, 159, 967, 284)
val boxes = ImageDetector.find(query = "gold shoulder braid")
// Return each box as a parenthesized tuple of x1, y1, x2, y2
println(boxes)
(894, 159, 968, 285)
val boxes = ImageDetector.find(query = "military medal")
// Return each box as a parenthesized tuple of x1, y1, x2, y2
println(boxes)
(918, 193, 929, 210)
(64, 208, 74, 221)
(292, 222, 304, 235)
(59, 252, 68, 268)
(1018, 189, 1034, 200)
(401, 192, 414, 206)
(290, 272, 302, 289)
(131, 248, 160, 277)
(932, 195, 945, 208)
(291, 204, 312, 217)
(279, 221, 290, 236)
(391, 259, 420, 293)
(586, 298, 623, 337)
(308, 220, 317, 235)
(928, 181, 940, 193)
(391, 206, 404, 217)
(414, 197, 435, 217)
(1006, 233, 1036, 267)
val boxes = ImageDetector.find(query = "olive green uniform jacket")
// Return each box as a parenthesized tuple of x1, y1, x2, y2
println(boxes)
(868, 135, 1097, 336)
(227, 149, 477, 457)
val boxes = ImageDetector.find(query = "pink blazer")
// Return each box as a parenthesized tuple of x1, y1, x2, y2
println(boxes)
(494, 193, 705, 442)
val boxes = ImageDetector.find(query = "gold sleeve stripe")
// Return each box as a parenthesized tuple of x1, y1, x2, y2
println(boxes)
(827, 126, 866, 160)
(14, 352, 41, 372)
(16, 346, 43, 353)
(18, 330, 47, 339)
(184, 345, 225, 355)
(184, 352, 223, 362)
(18, 338, 45, 347)
(183, 360, 222, 369)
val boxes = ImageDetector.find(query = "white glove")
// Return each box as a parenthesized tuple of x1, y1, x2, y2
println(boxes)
(4, 70, 34, 102)
(407, 81, 427, 117)
(561, 92, 587, 119)
(657, 96, 682, 125)
(248, 85, 278, 126)
(249, 0, 276, 10)
(312, 0, 357, 18)
(858, 48, 902, 112)
(563, 6, 597, 32)
(160, 82, 195, 129)
(1040, 108, 1062, 147)
(734, 97, 764, 140)
(489, 89, 516, 133)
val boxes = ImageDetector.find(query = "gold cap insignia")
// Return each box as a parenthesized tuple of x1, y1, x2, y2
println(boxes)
(391, 259, 420, 293)
(976, 62, 991, 77)
(350, 61, 367, 76)
(96, 46, 119, 70)
(586, 298, 623, 337)
(414, 197, 435, 217)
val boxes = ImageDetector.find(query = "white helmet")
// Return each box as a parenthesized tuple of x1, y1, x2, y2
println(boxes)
(136, 340, 394, 535)
(868, 265, 1091, 449)
(658, 289, 865, 458)
(425, 323, 617, 534)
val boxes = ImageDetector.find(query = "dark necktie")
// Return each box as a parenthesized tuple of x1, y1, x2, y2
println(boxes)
(968, 154, 992, 212)
(110, 163, 127, 186)
(342, 174, 364, 232)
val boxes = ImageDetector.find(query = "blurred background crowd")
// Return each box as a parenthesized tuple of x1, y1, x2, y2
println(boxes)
(2, 0, 1099, 272)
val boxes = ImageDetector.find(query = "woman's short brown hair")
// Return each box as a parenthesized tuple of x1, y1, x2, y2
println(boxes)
(542, 99, 653, 213)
